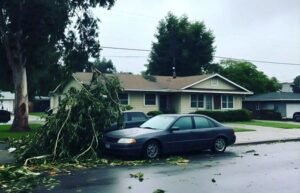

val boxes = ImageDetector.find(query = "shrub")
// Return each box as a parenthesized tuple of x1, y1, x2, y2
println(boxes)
(147, 111, 163, 117)
(193, 109, 252, 122)
(252, 110, 282, 120)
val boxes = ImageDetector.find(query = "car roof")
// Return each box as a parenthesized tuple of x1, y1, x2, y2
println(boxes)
(158, 114, 205, 117)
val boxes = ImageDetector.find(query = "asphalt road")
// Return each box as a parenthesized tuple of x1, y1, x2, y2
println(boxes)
(35, 142, 300, 193)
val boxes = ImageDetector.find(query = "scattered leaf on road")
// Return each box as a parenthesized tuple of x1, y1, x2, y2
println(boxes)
(130, 172, 144, 182)
(245, 150, 256, 153)
(153, 189, 165, 193)
(211, 178, 216, 183)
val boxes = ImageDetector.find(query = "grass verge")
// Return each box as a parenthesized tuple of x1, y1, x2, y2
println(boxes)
(234, 120, 300, 129)
(234, 128, 256, 132)
(0, 124, 43, 140)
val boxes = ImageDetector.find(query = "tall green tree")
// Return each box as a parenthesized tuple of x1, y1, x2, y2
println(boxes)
(0, 0, 115, 131)
(92, 58, 116, 73)
(146, 13, 215, 76)
(291, 76, 300, 93)
(219, 60, 281, 94)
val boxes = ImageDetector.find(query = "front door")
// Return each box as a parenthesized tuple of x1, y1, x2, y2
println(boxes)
(159, 95, 168, 113)
(214, 95, 221, 110)
(206, 95, 213, 110)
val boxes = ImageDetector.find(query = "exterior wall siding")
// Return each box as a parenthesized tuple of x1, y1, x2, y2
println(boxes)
(190, 77, 238, 90)
(234, 96, 242, 109)
(128, 92, 159, 113)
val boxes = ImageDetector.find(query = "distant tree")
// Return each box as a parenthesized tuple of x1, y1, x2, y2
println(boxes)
(146, 13, 215, 76)
(219, 60, 281, 94)
(92, 58, 116, 73)
(0, 0, 115, 131)
(291, 76, 300, 93)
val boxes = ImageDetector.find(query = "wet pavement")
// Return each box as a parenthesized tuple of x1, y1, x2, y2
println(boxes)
(0, 143, 14, 164)
(36, 141, 300, 193)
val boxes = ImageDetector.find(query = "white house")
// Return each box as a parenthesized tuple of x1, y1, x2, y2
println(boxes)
(0, 91, 15, 113)
(50, 72, 253, 114)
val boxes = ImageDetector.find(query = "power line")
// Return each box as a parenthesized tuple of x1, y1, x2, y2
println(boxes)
(100, 46, 300, 66)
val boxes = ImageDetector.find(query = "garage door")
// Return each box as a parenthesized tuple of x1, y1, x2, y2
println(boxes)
(286, 104, 300, 119)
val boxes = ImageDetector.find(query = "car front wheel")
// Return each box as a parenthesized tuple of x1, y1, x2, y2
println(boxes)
(143, 140, 161, 159)
(211, 137, 227, 153)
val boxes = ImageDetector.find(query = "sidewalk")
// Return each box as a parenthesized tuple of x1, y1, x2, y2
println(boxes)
(225, 123, 300, 145)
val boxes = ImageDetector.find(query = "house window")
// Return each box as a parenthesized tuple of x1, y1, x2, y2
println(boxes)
(145, 93, 156, 105)
(211, 79, 219, 86)
(256, 104, 260, 110)
(118, 93, 129, 105)
(191, 94, 204, 108)
(222, 95, 234, 109)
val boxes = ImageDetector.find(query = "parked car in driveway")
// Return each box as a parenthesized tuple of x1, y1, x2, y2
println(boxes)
(0, 110, 11, 123)
(103, 114, 236, 159)
(105, 111, 148, 132)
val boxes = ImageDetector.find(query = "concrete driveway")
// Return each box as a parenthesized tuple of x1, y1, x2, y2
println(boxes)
(225, 123, 300, 145)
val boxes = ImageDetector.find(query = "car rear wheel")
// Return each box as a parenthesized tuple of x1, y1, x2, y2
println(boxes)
(143, 140, 161, 159)
(211, 137, 227, 153)
(294, 115, 300, 122)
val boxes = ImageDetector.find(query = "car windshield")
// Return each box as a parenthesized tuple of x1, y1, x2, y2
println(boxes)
(140, 116, 176, 130)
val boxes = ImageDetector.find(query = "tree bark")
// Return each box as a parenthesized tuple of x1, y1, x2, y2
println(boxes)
(11, 65, 30, 131)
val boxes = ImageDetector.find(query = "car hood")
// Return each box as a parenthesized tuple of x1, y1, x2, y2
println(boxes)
(105, 127, 159, 138)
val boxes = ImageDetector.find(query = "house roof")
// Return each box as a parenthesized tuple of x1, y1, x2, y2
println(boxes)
(71, 72, 252, 94)
(0, 91, 15, 100)
(244, 92, 300, 101)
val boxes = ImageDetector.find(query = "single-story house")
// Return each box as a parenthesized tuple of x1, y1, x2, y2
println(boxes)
(50, 72, 253, 114)
(280, 82, 293, 93)
(243, 92, 300, 119)
(0, 91, 15, 113)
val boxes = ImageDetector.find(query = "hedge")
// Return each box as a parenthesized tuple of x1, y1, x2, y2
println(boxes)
(193, 109, 252, 122)
(252, 110, 282, 120)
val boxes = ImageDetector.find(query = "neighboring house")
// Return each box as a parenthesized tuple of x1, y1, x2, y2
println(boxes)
(244, 92, 300, 119)
(280, 82, 293, 93)
(32, 96, 50, 112)
(0, 91, 15, 113)
(50, 72, 252, 114)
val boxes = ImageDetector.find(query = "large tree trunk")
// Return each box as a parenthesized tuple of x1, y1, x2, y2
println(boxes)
(1, 3, 30, 131)
(11, 65, 30, 131)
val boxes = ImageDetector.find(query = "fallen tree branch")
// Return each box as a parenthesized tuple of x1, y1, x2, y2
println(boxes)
(24, 154, 52, 166)
(53, 108, 72, 160)
(74, 137, 95, 161)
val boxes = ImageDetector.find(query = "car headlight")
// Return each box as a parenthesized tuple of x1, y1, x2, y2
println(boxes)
(117, 138, 137, 144)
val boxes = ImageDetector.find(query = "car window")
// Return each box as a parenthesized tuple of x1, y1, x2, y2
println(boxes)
(172, 117, 193, 130)
(129, 112, 147, 122)
(141, 116, 176, 130)
(194, 116, 214, 128)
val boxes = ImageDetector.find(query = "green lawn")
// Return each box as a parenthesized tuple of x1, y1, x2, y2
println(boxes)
(234, 128, 256, 132)
(0, 124, 43, 139)
(235, 120, 300, 129)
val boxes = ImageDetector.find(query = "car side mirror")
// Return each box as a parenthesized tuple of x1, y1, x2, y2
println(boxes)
(170, 126, 180, 132)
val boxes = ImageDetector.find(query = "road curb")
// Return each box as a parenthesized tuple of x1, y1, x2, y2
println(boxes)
(233, 138, 300, 146)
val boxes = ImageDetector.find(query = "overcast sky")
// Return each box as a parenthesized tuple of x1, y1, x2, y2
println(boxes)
(94, 0, 300, 82)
